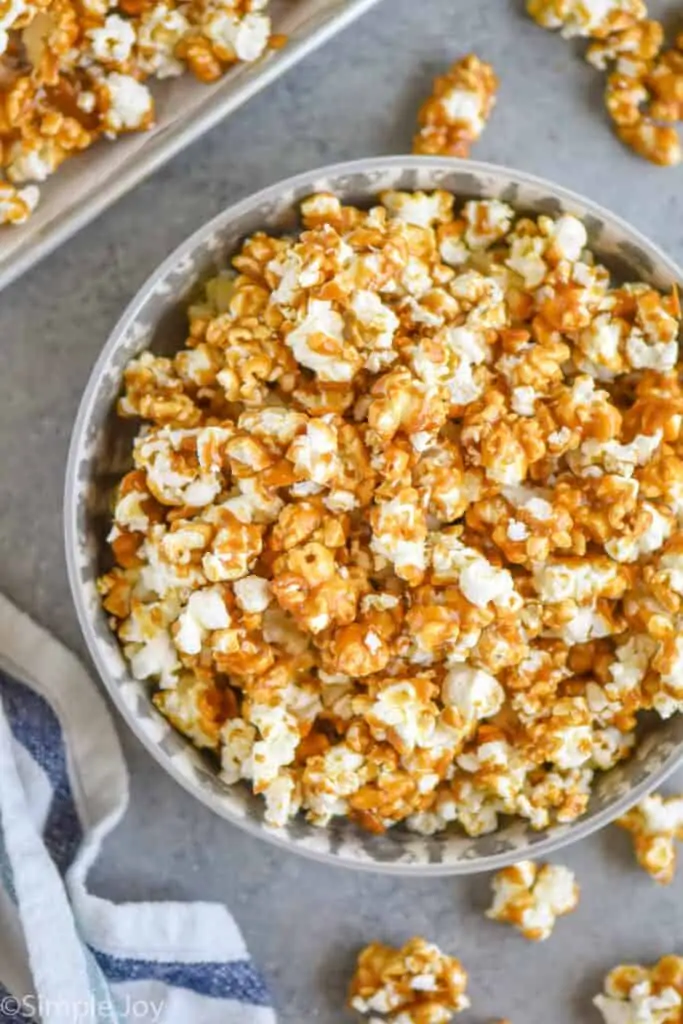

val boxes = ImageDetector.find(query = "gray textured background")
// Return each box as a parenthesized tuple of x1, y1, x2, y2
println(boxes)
(2, 0, 683, 1021)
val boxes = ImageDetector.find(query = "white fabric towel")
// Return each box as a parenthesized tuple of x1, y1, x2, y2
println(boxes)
(0, 593, 277, 1024)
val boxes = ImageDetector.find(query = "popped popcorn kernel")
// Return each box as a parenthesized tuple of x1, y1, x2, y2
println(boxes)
(617, 792, 683, 883)
(486, 860, 580, 940)
(413, 54, 498, 158)
(348, 937, 470, 1022)
(595, 956, 683, 1024)
(617, 119, 682, 166)
(527, 0, 647, 40)
(0, 181, 39, 224)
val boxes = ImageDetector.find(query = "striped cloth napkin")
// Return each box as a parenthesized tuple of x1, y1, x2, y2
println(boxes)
(0, 593, 276, 1024)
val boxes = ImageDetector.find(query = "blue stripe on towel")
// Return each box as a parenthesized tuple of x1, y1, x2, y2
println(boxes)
(0, 982, 35, 1023)
(83, 948, 121, 1024)
(92, 951, 271, 1006)
(0, 672, 83, 873)
(0, 840, 16, 901)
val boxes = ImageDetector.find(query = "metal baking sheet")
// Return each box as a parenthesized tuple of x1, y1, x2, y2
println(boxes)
(0, 0, 382, 292)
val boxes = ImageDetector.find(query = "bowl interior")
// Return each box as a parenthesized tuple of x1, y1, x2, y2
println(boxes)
(67, 157, 683, 873)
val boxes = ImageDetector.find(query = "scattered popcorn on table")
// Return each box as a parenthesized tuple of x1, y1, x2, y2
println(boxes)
(0, 0, 278, 223)
(348, 937, 469, 1022)
(527, 0, 647, 40)
(527, 0, 683, 165)
(413, 54, 498, 158)
(594, 956, 683, 1024)
(100, 188, 683, 837)
(617, 793, 683, 884)
(486, 860, 579, 941)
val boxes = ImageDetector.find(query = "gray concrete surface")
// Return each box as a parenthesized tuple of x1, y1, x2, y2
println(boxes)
(1, 0, 683, 1020)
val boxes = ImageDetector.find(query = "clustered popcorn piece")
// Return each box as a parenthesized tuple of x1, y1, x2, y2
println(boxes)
(594, 956, 683, 1024)
(486, 860, 579, 941)
(100, 187, 683, 838)
(617, 792, 683, 884)
(527, 0, 683, 165)
(412, 54, 498, 158)
(0, 0, 275, 223)
(0, 180, 39, 225)
(348, 937, 470, 1023)
(526, 0, 647, 39)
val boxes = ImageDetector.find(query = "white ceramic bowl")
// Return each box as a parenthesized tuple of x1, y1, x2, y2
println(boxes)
(65, 156, 683, 874)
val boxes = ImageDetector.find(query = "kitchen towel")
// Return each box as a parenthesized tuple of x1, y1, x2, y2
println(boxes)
(0, 593, 276, 1024)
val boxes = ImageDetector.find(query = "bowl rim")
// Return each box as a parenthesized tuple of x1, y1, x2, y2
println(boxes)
(65, 154, 683, 875)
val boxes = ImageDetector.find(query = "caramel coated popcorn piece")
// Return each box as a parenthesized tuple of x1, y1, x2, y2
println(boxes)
(413, 54, 498, 158)
(586, 19, 664, 70)
(486, 860, 579, 940)
(527, 0, 647, 39)
(595, 956, 683, 1023)
(617, 793, 683, 883)
(100, 189, 683, 838)
(0, 180, 39, 223)
(601, 28, 683, 166)
(616, 120, 682, 166)
(348, 937, 469, 1022)
(647, 35, 683, 123)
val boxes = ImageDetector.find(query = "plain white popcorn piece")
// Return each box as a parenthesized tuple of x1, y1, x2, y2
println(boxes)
(136, 3, 190, 78)
(546, 213, 587, 260)
(507, 519, 530, 541)
(101, 73, 154, 133)
(233, 575, 272, 614)
(511, 385, 538, 416)
(594, 957, 683, 1024)
(381, 189, 455, 229)
(204, 10, 270, 63)
(262, 773, 300, 828)
(174, 587, 230, 655)
(431, 534, 519, 610)
(220, 717, 256, 784)
(533, 558, 619, 603)
(0, 0, 27, 56)
(442, 664, 504, 722)
(486, 860, 580, 940)
(88, 14, 136, 63)
(129, 629, 179, 688)
(6, 138, 59, 184)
